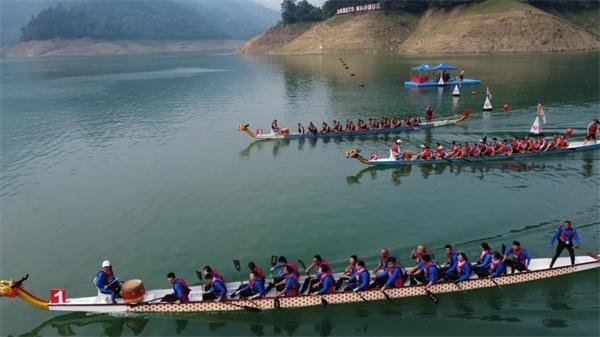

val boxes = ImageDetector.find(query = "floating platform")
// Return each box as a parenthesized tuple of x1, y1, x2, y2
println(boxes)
(404, 78, 481, 88)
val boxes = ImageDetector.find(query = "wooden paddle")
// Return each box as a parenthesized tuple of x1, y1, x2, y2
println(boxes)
(430, 252, 465, 294)
(297, 259, 328, 307)
(233, 260, 243, 287)
(223, 300, 262, 313)
(381, 289, 392, 302)
(425, 289, 439, 304)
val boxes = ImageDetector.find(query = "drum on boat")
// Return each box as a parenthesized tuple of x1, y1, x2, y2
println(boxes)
(121, 279, 145, 304)
(279, 128, 290, 136)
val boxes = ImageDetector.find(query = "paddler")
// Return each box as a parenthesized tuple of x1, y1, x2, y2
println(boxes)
(352, 260, 371, 292)
(462, 142, 472, 157)
(434, 143, 447, 159)
(373, 248, 390, 286)
(440, 244, 458, 279)
(308, 122, 318, 135)
(202, 270, 228, 301)
(297, 123, 305, 135)
(320, 121, 331, 134)
(472, 242, 492, 277)
(163, 272, 191, 303)
(410, 255, 438, 289)
(391, 117, 401, 128)
(503, 241, 531, 274)
(311, 264, 336, 295)
(276, 265, 300, 297)
(488, 251, 506, 278)
(232, 262, 266, 298)
(549, 220, 580, 268)
(269, 256, 299, 292)
(271, 119, 279, 133)
(583, 119, 599, 145)
(389, 139, 402, 160)
(301, 254, 329, 293)
(416, 145, 432, 160)
(380, 256, 404, 291)
(424, 105, 434, 123)
(451, 252, 472, 283)
(235, 270, 265, 299)
(95, 260, 122, 303)
(202, 266, 225, 284)
(335, 255, 358, 290)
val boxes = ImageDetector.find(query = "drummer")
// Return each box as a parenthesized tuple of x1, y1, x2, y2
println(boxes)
(95, 260, 122, 304)
(164, 272, 191, 303)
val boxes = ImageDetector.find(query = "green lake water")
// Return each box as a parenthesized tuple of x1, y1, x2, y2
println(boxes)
(1, 51, 599, 336)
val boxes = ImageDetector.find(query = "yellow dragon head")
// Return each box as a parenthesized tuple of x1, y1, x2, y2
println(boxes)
(0, 278, 18, 298)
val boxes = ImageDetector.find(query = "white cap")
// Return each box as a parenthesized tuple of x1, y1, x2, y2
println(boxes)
(437, 146, 443, 150)
(396, 139, 402, 144)
(102, 260, 111, 268)
(420, 144, 425, 148)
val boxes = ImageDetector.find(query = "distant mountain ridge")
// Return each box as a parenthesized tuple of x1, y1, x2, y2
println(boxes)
(1, 0, 279, 48)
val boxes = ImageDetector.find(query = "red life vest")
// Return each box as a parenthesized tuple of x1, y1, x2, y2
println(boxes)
(558, 227, 574, 243)
(254, 266, 265, 281)
(288, 262, 300, 278)
(387, 265, 403, 288)
(174, 278, 191, 302)
(588, 122, 598, 135)
(483, 146, 494, 155)
(213, 269, 225, 283)
(319, 272, 335, 294)
(286, 274, 299, 297)
(391, 143, 400, 153)
(100, 267, 115, 285)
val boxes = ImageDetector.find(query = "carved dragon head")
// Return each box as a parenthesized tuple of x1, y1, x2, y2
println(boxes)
(238, 123, 250, 131)
(345, 148, 361, 158)
(0, 275, 28, 298)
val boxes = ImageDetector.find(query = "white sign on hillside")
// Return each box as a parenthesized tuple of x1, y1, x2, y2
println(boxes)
(336, 3, 381, 15)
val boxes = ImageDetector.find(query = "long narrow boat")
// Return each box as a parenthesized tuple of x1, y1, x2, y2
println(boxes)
(1, 256, 597, 314)
(239, 111, 470, 141)
(346, 141, 600, 166)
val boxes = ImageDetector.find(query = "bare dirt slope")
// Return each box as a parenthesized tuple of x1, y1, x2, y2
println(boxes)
(400, 0, 599, 54)
(238, 0, 599, 55)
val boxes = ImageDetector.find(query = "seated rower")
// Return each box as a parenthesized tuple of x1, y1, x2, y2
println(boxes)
(557, 135, 569, 149)
(95, 260, 122, 304)
(413, 117, 421, 126)
(462, 142, 472, 156)
(410, 255, 438, 289)
(451, 252, 472, 283)
(434, 143, 447, 159)
(472, 242, 492, 277)
(352, 260, 371, 292)
(440, 244, 458, 279)
(203, 270, 227, 301)
(539, 137, 552, 151)
(271, 119, 279, 133)
(480, 139, 494, 156)
(232, 261, 266, 298)
(202, 266, 225, 285)
(163, 272, 191, 303)
(268, 256, 299, 292)
(470, 142, 481, 157)
(406, 245, 428, 281)
(503, 241, 531, 274)
(404, 116, 412, 127)
(489, 252, 506, 278)
(499, 139, 513, 156)
(335, 255, 358, 290)
(333, 120, 343, 132)
(424, 105, 434, 123)
(311, 264, 336, 295)
(381, 256, 404, 291)
(583, 118, 599, 145)
(276, 265, 300, 297)
(391, 117, 401, 128)
(389, 139, 402, 160)
(320, 122, 331, 134)
(297, 123, 305, 135)
(308, 122, 318, 135)
(416, 145, 432, 160)
(301, 254, 329, 293)
(529, 138, 541, 152)
(511, 137, 521, 153)
(236, 271, 266, 299)
(492, 138, 502, 153)
(381, 117, 390, 128)
(373, 248, 390, 286)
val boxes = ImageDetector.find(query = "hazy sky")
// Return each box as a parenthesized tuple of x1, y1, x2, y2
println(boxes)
(255, 0, 324, 11)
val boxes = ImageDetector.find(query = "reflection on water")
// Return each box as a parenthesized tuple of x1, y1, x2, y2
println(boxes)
(20, 313, 149, 337)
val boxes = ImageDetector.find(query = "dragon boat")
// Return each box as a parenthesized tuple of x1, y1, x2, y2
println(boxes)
(238, 111, 470, 141)
(346, 141, 600, 167)
(1, 256, 598, 314)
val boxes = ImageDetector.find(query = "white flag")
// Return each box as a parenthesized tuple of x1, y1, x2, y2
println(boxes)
(530, 116, 541, 134)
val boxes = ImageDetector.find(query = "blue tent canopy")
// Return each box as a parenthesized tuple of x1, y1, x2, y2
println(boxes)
(431, 62, 458, 71)
(411, 63, 431, 71)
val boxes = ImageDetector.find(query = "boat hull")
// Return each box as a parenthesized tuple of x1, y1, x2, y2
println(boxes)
(404, 79, 481, 88)
(250, 114, 468, 141)
(46, 256, 599, 314)
(365, 141, 600, 167)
